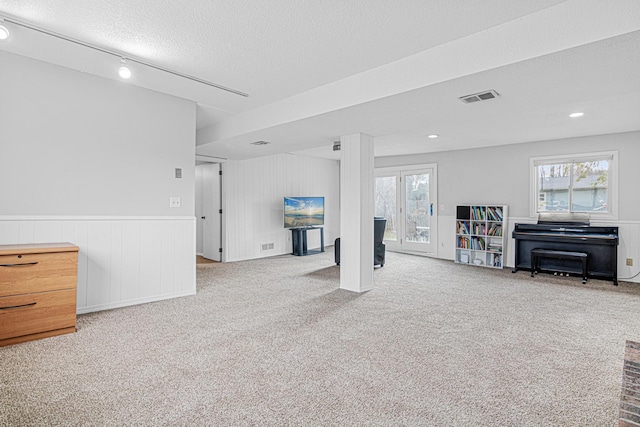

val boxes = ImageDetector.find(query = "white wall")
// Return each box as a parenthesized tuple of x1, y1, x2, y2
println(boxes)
(0, 51, 197, 311)
(223, 153, 340, 262)
(375, 131, 640, 283)
(0, 51, 195, 216)
(376, 131, 640, 220)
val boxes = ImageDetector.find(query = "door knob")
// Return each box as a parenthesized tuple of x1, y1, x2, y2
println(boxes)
(201, 216, 206, 219)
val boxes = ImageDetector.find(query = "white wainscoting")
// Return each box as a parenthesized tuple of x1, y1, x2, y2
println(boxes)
(0, 216, 196, 313)
(439, 215, 640, 284)
(592, 219, 640, 284)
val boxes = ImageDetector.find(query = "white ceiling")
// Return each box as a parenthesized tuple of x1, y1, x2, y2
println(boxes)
(1, 0, 639, 160)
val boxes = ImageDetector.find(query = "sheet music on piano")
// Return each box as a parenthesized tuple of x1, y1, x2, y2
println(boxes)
(537, 212, 590, 226)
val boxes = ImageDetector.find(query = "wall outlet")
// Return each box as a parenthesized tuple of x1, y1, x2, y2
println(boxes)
(626, 258, 633, 266)
(175, 168, 182, 179)
(169, 197, 181, 208)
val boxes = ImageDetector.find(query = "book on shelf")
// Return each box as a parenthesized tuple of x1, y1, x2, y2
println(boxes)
(492, 254, 502, 267)
(472, 206, 486, 220)
(457, 221, 470, 234)
(486, 207, 503, 221)
(471, 237, 486, 250)
(487, 224, 503, 236)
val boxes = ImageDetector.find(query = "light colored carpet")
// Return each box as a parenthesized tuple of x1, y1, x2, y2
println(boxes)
(196, 255, 217, 264)
(2, 249, 639, 426)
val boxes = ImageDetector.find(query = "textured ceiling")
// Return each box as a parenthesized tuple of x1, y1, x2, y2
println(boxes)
(0, 0, 565, 112)
(1, 0, 639, 160)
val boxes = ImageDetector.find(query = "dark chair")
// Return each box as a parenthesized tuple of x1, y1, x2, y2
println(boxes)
(334, 217, 386, 267)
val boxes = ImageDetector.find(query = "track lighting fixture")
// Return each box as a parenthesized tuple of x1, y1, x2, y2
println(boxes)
(0, 14, 248, 96)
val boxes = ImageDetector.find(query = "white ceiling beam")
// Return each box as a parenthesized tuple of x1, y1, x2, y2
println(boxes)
(197, 0, 640, 148)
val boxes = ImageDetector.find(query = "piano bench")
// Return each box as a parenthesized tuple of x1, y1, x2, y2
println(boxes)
(531, 249, 588, 284)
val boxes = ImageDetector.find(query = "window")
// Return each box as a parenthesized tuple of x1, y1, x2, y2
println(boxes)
(531, 152, 617, 217)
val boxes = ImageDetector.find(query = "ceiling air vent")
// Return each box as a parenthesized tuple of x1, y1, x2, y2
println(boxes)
(250, 140, 271, 146)
(459, 90, 500, 104)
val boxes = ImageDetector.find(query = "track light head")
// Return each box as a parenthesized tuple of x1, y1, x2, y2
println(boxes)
(0, 24, 10, 40)
(118, 58, 131, 79)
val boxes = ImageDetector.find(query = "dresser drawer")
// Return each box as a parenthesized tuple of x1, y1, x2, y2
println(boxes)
(0, 251, 78, 297)
(0, 288, 77, 341)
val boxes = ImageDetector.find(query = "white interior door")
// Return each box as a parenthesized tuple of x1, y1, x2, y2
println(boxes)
(202, 163, 221, 261)
(375, 166, 437, 255)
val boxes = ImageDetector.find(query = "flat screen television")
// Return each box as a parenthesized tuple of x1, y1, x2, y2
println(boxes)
(284, 196, 324, 228)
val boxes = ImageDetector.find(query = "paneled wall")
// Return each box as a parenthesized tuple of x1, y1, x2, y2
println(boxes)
(0, 217, 196, 313)
(223, 154, 340, 262)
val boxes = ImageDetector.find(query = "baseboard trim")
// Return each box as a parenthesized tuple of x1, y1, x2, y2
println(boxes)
(77, 290, 197, 315)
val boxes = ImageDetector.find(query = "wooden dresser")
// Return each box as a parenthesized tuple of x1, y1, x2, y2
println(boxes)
(0, 243, 79, 346)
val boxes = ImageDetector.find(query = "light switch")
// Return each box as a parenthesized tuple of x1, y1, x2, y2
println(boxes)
(170, 197, 181, 208)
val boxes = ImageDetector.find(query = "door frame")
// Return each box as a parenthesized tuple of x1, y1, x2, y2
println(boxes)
(195, 160, 223, 262)
(375, 163, 438, 256)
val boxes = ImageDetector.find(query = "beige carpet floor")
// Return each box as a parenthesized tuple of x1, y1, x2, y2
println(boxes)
(2, 249, 639, 426)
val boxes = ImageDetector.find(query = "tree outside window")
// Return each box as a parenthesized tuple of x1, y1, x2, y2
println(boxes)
(536, 158, 609, 213)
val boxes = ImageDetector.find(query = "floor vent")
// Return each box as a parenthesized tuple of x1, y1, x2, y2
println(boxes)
(261, 243, 274, 251)
(619, 340, 640, 426)
(459, 90, 500, 104)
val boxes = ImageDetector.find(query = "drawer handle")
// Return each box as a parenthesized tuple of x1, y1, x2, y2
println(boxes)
(0, 302, 37, 310)
(0, 262, 39, 267)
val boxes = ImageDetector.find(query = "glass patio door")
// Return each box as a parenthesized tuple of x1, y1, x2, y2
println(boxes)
(375, 166, 437, 255)
(375, 174, 400, 251)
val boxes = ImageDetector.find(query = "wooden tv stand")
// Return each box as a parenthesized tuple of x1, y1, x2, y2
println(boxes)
(0, 243, 79, 347)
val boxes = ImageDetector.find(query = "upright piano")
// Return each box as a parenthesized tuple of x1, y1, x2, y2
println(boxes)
(512, 213, 619, 284)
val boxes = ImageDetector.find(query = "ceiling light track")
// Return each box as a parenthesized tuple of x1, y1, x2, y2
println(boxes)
(1, 15, 249, 97)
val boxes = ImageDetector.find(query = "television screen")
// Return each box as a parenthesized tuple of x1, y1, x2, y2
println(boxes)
(284, 197, 324, 228)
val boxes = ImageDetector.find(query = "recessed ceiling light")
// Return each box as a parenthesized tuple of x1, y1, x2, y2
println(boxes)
(569, 112, 584, 118)
(427, 134, 439, 139)
(0, 24, 9, 40)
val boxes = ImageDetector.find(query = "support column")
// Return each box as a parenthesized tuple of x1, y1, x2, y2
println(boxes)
(339, 133, 374, 293)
